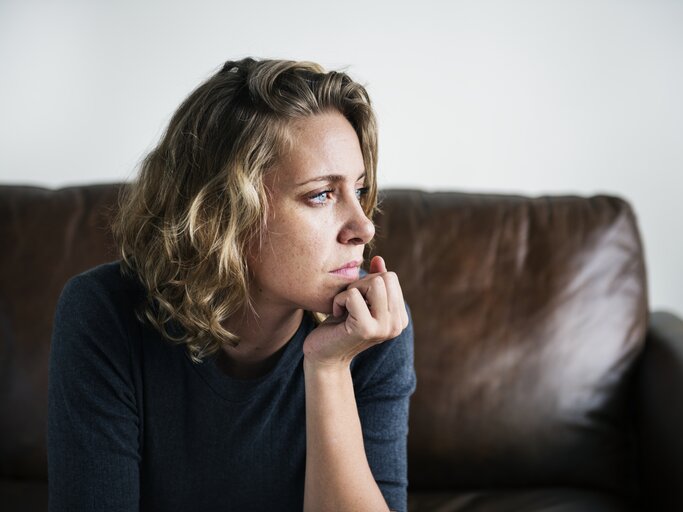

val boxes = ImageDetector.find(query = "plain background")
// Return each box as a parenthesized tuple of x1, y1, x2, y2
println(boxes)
(1, 0, 681, 316)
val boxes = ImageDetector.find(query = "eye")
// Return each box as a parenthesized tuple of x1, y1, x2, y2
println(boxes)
(307, 190, 333, 205)
(306, 186, 369, 207)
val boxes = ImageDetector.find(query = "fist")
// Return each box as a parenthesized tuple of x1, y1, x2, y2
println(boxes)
(302, 255, 409, 368)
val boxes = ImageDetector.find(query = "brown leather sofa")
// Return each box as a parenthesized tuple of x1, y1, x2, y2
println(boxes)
(1, 184, 682, 511)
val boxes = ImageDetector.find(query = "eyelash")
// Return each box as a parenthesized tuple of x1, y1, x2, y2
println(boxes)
(307, 187, 369, 206)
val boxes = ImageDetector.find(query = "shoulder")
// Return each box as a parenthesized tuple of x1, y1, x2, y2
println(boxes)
(57, 261, 144, 324)
(53, 261, 145, 365)
(60, 261, 142, 303)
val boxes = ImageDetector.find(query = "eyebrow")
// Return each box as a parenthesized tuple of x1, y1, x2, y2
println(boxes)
(296, 172, 366, 187)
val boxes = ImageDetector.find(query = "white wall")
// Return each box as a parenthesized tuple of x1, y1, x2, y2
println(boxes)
(1, 0, 681, 316)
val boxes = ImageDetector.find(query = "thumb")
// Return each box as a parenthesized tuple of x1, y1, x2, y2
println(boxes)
(370, 255, 387, 274)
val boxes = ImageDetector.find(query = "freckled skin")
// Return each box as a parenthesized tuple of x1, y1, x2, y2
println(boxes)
(248, 111, 375, 316)
(244, 113, 403, 510)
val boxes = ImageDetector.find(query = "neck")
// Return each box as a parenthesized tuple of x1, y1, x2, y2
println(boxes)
(218, 306, 304, 380)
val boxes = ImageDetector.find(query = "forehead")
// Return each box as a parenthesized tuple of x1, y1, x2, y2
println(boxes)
(268, 112, 365, 188)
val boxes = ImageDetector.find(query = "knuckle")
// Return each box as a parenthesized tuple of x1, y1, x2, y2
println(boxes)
(358, 324, 374, 340)
(349, 287, 363, 299)
(382, 321, 396, 340)
(391, 318, 404, 337)
(382, 272, 398, 287)
(371, 275, 386, 289)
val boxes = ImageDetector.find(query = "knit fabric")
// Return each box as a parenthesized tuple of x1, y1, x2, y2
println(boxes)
(48, 262, 416, 511)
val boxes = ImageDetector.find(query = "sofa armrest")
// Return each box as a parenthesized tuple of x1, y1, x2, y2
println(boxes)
(635, 310, 683, 510)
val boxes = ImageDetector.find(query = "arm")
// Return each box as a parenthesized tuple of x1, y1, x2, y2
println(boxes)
(302, 256, 412, 512)
(303, 360, 389, 511)
(48, 274, 140, 512)
(354, 314, 415, 511)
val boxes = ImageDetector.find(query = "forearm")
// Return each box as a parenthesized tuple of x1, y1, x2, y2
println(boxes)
(303, 357, 390, 512)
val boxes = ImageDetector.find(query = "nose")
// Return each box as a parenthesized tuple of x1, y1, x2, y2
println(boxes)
(338, 195, 375, 245)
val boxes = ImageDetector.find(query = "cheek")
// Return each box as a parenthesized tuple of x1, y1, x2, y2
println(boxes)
(268, 209, 335, 260)
(268, 228, 330, 271)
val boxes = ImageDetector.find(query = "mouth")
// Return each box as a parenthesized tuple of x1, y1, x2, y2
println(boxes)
(329, 259, 362, 279)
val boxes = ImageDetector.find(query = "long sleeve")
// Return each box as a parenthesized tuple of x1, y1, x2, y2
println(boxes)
(48, 274, 141, 511)
(353, 305, 417, 512)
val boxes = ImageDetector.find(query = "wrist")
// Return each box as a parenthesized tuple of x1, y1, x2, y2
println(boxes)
(303, 356, 351, 377)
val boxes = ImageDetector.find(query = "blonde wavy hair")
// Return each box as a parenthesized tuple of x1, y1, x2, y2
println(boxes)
(112, 57, 379, 363)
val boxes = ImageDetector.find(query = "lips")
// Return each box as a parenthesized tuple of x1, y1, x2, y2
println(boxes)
(330, 259, 363, 272)
(329, 259, 362, 280)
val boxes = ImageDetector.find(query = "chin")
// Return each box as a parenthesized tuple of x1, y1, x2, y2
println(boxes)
(305, 298, 334, 316)
(291, 281, 349, 316)
(299, 291, 337, 316)
(315, 303, 334, 315)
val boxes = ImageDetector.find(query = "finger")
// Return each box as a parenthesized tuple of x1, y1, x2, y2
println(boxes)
(369, 255, 387, 274)
(346, 274, 389, 317)
(380, 271, 400, 313)
(333, 285, 376, 318)
(381, 271, 409, 329)
(342, 287, 375, 335)
(363, 274, 389, 321)
(332, 288, 351, 318)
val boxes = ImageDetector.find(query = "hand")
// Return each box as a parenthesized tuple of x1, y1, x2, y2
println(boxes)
(302, 255, 409, 369)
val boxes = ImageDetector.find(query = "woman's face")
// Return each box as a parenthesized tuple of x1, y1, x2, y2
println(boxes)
(248, 111, 375, 315)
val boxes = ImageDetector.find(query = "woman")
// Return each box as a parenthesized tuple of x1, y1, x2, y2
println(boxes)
(48, 57, 416, 512)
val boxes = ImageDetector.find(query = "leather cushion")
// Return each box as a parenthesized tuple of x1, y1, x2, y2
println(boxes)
(372, 190, 647, 499)
(0, 185, 121, 478)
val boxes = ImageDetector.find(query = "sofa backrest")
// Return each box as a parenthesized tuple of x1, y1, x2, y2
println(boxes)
(0, 185, 648, 501)
(370, 190, 647, 498)
(0, 184, 122, 479)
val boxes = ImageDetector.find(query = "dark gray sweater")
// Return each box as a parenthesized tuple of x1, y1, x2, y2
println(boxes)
(48, 262, 416, 511)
